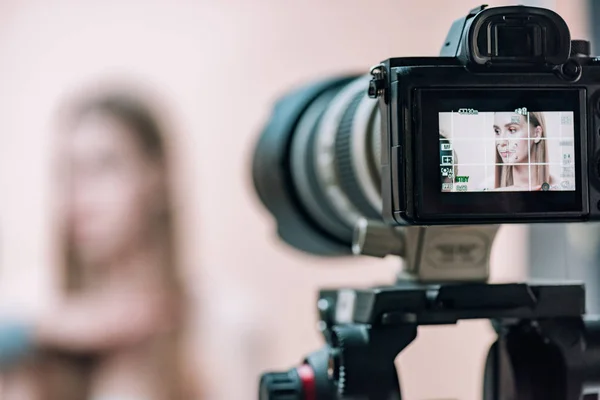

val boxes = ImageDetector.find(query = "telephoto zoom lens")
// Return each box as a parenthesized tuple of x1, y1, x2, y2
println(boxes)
(252, 75, 382, 256)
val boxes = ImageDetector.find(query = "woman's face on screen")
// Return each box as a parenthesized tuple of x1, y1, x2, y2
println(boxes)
(493, 112, 534, 164)
(61, 113, 162, 265)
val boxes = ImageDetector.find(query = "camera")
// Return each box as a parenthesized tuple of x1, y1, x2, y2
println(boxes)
(373, 5, 595, 226)
(252, 5, 600, 400)
(252, 4, 600, 259)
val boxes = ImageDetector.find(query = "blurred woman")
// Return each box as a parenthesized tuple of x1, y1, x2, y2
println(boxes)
(1, 91, 196, 399)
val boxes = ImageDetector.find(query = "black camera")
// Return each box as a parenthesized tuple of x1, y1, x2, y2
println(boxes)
(252, 5, 600, 257)
(253, 5, 600, 400)
(374, 5, 596, 226)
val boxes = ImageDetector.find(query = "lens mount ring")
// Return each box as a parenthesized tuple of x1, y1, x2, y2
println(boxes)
(314, 76, 372, 230)
(290, 88, 354, 242)
(349, 93, 382, 214)
(369, 110, 382, 192)
(334, 90, 381, 219)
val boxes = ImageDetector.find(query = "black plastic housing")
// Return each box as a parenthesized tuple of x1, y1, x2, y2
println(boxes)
(459, 6, 571, 67)
(378, 55, 600, 225)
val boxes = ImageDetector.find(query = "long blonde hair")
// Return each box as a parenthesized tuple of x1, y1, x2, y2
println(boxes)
(495, 111, 549, 188)
(61, 93, 183, 293)
(47, 92, 193, 399)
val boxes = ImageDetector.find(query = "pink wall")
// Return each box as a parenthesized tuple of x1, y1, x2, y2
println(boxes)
(0, 1, 587, 399)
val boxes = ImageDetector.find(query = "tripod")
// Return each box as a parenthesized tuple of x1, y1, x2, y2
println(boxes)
(259, 224, 600, 400)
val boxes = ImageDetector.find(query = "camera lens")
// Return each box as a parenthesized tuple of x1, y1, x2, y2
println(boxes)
(252, 75, 382, 255)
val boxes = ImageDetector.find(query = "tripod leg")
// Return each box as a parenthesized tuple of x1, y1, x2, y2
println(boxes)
(363, 363, 401, 400)
(483, 337, 516, 400)
(486, 320, 582, 400)
(330, 324, 415, 399)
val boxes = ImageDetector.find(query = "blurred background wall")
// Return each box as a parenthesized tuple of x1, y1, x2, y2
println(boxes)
(0, 0, 589, 399)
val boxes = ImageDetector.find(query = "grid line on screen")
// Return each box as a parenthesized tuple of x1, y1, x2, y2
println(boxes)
(440, 137, 573, 141)
(484, 112, 488, 190)
(452, 111, 455, 188)
(439, 162, 571, 166)
(528, 112, 531, 190)
(560, 111, 564, 182)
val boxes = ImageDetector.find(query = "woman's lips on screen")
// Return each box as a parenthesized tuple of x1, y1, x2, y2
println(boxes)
(500, 151, 508, 158)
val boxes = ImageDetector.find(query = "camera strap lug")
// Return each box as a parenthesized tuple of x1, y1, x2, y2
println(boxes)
(368, 64, 387, 99)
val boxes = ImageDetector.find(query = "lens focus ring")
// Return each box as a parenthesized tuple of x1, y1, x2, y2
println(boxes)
(335, 91, 381, 220)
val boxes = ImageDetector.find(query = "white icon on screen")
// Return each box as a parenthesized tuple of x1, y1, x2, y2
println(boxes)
(561, 181, 573, 189)
(441, 156, 453, 165)
(441, 167, 453, 178)
(441, 143, 452, 151)
(561, 167, 574, 178)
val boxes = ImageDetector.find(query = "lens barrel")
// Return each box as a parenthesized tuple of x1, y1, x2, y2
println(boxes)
(252, 75, 381, 255)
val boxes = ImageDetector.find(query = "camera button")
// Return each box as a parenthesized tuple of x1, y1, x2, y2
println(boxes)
(570, 40, 590, 57)
(561, 59, 582, 81)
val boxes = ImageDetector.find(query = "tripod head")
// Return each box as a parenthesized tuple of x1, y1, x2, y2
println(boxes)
(258, 222, 599, 400)
(353, 221, 499, 282)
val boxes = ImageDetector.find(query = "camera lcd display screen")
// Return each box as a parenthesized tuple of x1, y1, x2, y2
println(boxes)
(416, 88, 585, 220)
(439, 110, 576, 193)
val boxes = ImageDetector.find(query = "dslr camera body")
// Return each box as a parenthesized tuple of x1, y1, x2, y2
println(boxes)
(373, 5, 600, 226)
